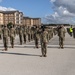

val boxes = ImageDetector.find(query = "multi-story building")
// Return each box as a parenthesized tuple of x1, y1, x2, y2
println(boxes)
(23, 17, 31, 26)
(0, 10, 23, 26)
(14, 11, 19, 25)
(23, 17, 41, 26)
(0, 11, 4, 25)
(0, 11, 41, 26)
(19, 12, 23, 25)
(32, 18, 41, 26)
(3, 11, 15, 25)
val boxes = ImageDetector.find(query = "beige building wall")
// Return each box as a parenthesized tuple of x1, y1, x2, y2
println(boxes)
(3, 14, 9, 25)
(2, 11, 23, 26)
(3, 13, 15, 25)
(26, 19, 31, 26)
(31, 19, 33, 26)
(0, 11, 41, 26)
(23, 17, 41, 26)
(14, 11, 19, 25)
(0, 13, 4, 25)
(33, 18, 41, 26)
(23, 18, 25, 26)
(19, 12, 23, 25)
(23, 17, 31, 26)
(8, 13, 15, 24)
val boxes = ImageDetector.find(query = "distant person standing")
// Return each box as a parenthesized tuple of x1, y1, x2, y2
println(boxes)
(58, 25, 66, 49)
(73, 27, 75, 38)
(23, 25, 27, 44)
(0, 26, 2, 39)
(2, 25, 9, 51)
(34, 26, 40, 48)
(9, 26, 16, 48)
(40, 27, 48, 57)
(19, 26, 23, 45)
(69, 26, 73, 37)
(27, 26, 31, 42)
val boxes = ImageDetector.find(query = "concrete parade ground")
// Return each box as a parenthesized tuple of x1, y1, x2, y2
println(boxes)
(0, 33, 75, 75)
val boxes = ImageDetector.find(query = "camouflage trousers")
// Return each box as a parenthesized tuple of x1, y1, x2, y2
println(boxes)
(41, 42, 47, 56)
(59, 37, 64, 48)
(28, 34, 31, 42)
(34, 38, 39, 48)
(31, 33, 34, 40)
(10, 36, 15, 47)
(23, 34, 26, 43)
(0, 34, 2, 39)
(19, 34, 23, 45)
(3, 36, 8, 49)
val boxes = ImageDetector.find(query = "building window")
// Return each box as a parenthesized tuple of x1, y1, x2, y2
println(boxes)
(16, 14, 19, 16)
(5, 18, 8, 20)
(9, 17, 14, 20)
(5, 14, 8, 16)
(16, 21, 19, 23)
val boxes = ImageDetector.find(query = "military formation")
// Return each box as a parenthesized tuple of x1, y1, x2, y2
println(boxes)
(1, 24, 74, 57)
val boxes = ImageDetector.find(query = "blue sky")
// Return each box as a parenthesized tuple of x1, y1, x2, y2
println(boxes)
(0, 0, 75, 24)
(0, 0, 53, 18)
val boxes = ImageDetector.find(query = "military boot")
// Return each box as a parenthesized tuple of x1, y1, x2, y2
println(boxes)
(12, 45, 14, 48)
(5, 47, 7, 51)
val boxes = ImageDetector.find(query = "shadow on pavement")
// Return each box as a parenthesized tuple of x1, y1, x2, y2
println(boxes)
(0, 45, 75, 49)
(48, 46, 75, 49)
(0, 52, 40, 57)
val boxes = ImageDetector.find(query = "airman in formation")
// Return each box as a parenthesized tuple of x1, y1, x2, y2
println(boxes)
(0, 25, 59, 57)
(57, 25, 66, 48)
(40, 27, 48, 57)
(9, 25, 16, 48)
(2, 25, 9, 51)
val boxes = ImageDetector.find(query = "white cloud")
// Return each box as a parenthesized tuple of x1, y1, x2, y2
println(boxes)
(53, 0, 75, 13)
(50, 0, 56, 3)
(0, 6, 16, 11)
(45, 0, 75, 24)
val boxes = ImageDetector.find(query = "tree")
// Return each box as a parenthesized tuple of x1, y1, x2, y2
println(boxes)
(7, 22, 13, 29)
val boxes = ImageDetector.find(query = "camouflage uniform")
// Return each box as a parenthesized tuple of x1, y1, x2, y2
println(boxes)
(51, 27, 53, 38)
(34, 27, 40, 48)
(31, 26, 34, 41)
(73, 27, 75, 38)
(46, 28, 49, 42)
(53, 27, 57, 35)
(9, 26, 16, 48)
(23, 26, 27, 44)
(2, 26, 9, 51)
(16, 26, 19, 35)
(27, 26, 31, 42)
(19, 26, 23, 45)
(40, 28, 48, 57)
(58, 25, 66, 48)
(0, 27, 2, 39)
